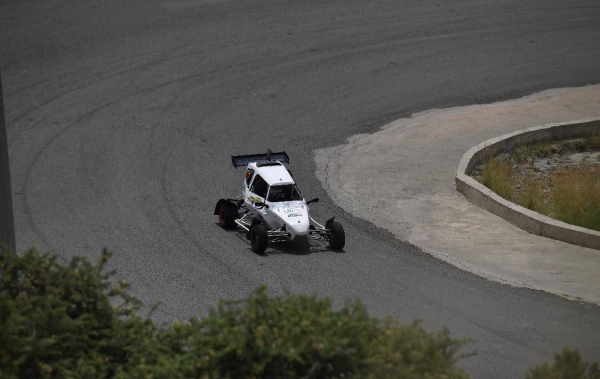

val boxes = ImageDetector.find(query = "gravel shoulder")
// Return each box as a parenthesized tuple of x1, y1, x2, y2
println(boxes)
(315, 85, 600, 304)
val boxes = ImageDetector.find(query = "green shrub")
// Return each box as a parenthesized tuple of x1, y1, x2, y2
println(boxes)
(526, 347, 600, 379)
(530, 140, 554, 158)
(0, 248, 158, 378)
(190, 288, 473, 378)
(0, 248, 472, 378)
(190, 287, 381, 378)
(514, 145, 529, 164)
(2, 248, 591, 378)
(0, 250, 468, 378)
(365, 321, 473, 379)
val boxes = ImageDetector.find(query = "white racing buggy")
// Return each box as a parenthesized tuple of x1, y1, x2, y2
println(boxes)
(214, 150, 345, 254)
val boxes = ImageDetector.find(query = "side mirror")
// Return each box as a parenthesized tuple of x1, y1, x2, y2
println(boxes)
(306, 198, 319, 205)
(255, 202, 269, 209)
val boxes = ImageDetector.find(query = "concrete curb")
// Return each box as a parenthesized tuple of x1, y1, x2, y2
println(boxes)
(455, 118, 600, 250)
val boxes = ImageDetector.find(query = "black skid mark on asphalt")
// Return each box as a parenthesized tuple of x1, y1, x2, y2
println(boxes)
(22, 100, 118, 253)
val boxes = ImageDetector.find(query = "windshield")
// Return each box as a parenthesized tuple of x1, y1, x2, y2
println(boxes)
(267, 184, 302, 202)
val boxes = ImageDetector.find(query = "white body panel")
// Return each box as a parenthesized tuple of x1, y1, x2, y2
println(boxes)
(264, 200, 309, 239)
(242, 163, 309, 240)
(245, 162, 294, 185)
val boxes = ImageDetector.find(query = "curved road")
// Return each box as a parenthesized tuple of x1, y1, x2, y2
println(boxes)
(2, 0, 600, 377)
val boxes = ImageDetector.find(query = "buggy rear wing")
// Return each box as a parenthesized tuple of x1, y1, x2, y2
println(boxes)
(231, 149, 289, 168)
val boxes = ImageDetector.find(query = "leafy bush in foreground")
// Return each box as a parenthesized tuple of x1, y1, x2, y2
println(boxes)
(186, 288, 472, 378)
(526, 348, 600, 379)
(0, 248, 472, 378)
(2, 248, 597, 378)
(0, 248, 154, 378)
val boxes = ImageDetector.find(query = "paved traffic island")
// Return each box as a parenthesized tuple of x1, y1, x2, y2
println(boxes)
(315, 85, 600, 304)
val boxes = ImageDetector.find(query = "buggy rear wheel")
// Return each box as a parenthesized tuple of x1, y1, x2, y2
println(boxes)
(328, 222, 345, 250)
(250, 224, 268, 254)
(218, 201, 238, 229)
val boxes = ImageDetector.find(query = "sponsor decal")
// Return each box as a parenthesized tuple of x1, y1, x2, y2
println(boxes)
(287, 214, 302, 218)
(247, 196, 262, 204)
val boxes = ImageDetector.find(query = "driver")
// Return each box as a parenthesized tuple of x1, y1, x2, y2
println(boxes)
(268, 185, 301, 202)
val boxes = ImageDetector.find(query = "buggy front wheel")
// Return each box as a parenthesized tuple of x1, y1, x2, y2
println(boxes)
(250, 224, 268, 254)
(328, 222, 345, 250)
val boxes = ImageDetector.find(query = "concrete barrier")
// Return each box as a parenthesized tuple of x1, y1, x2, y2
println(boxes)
(455, 118, 600, 250)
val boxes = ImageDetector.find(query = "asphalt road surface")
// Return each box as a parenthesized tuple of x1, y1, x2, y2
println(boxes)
(2, 0, 600, 377)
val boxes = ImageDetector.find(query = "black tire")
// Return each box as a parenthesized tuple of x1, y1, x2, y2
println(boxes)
(218, 202, 238, 229)
(328, 222, 345, 250)
(250, 224, 268, 254)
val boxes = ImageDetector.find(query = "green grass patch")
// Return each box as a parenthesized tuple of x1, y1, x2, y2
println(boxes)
(495, 166, 600, 232)
(552, 167, 600, 231)
(517, 178, 546, 213)
(482, 156, 513, 200)
(479, 134, 600, 232)
(586, 133, 600, 150)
